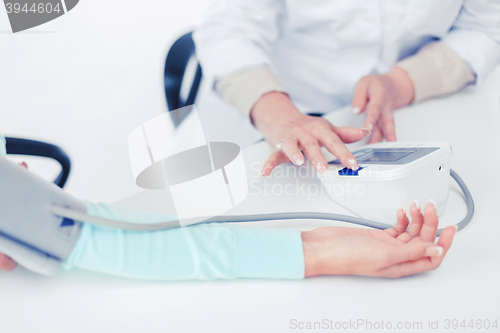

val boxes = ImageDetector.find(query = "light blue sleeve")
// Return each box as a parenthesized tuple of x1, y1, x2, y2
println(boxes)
(63, 202, 305, 281)
(0, 133, 6, 156)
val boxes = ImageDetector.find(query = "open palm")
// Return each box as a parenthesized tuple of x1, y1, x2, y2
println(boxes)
(303, 202, 457, 278)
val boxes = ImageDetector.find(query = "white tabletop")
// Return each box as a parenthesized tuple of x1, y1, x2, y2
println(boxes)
(2, 67, 500, 333)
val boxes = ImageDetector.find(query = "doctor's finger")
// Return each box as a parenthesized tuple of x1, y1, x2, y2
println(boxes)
(300, 140, 328, 174)
(261, 151, 290, 177)
(379, 107, 397, 142)
(318, 131, 359, 170)
(363, 94, 384, 130)
(351, 77, 370, 115)
(367, 123, 383, 144)
(331, 125, 369, 143)
(280, 136, 305, 167)
(0, 253, 17, 271)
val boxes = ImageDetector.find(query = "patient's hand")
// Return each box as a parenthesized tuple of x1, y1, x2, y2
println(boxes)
(0, 254, 16, 272)
(302, 202, 456, 278)
(351, 67, 414, 143)
(251, 92, 368, 176)
(0, 162, 26, 272)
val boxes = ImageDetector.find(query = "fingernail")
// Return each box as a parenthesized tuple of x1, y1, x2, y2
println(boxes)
(429, 199, 436, 208)
(424, 246, 443, 257)
(367, 124, 373, 135)
(361, 127, 370, 136)
(399, 208, 406, 215)
(351, 107, 361, 115)
(262, 166, 271, 177)
(452, 224, 458, 232)
(414, 200, 420, 210)
(316, 162, 326, 174)
(293, 153, 304, 166)
(348, 159, 359, 170)
(20, 162, 28, 168)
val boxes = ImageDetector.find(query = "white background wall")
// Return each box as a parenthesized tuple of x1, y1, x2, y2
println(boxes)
(0, 0, 208, 202)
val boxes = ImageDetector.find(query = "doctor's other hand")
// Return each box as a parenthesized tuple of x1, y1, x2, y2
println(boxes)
(351, 67, 414, 143)
(251, 92, 368, 177)
(302, 203, 456, 278)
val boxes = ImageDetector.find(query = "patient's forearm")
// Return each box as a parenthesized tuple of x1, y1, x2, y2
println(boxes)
(64, 201, 454, 280)
(64, 202, 305, 280)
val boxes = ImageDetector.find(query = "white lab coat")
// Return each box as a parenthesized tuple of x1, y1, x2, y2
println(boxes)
(194, 0, 500, 113)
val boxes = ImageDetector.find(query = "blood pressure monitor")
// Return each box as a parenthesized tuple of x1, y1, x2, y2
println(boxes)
(318, 142, 452, 223)
(0, 140, 471, 276)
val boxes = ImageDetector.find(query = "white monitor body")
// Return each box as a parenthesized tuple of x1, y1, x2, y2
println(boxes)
(317, 142, 452, 223)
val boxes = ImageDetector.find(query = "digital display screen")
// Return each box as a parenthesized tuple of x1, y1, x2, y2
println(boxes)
(357, 151, 414, 162)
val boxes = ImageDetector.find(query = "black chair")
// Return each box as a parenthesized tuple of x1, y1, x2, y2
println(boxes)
(5, 137, 71, 188)
(164, 31, 203, 127)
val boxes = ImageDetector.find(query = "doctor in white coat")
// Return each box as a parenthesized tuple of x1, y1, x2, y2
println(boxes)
(193, 0, 500, 176)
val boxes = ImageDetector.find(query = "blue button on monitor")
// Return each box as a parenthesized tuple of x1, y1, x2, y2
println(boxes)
(338, 166, 366, 176)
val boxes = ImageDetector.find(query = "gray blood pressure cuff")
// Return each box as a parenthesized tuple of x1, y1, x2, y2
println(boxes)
(0, 156, 86, 276)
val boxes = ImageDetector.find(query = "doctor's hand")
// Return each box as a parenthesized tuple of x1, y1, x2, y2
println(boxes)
(302, 203, 456, 278)
(251, 92, 368, 176)
(351, 67, 414, 143)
